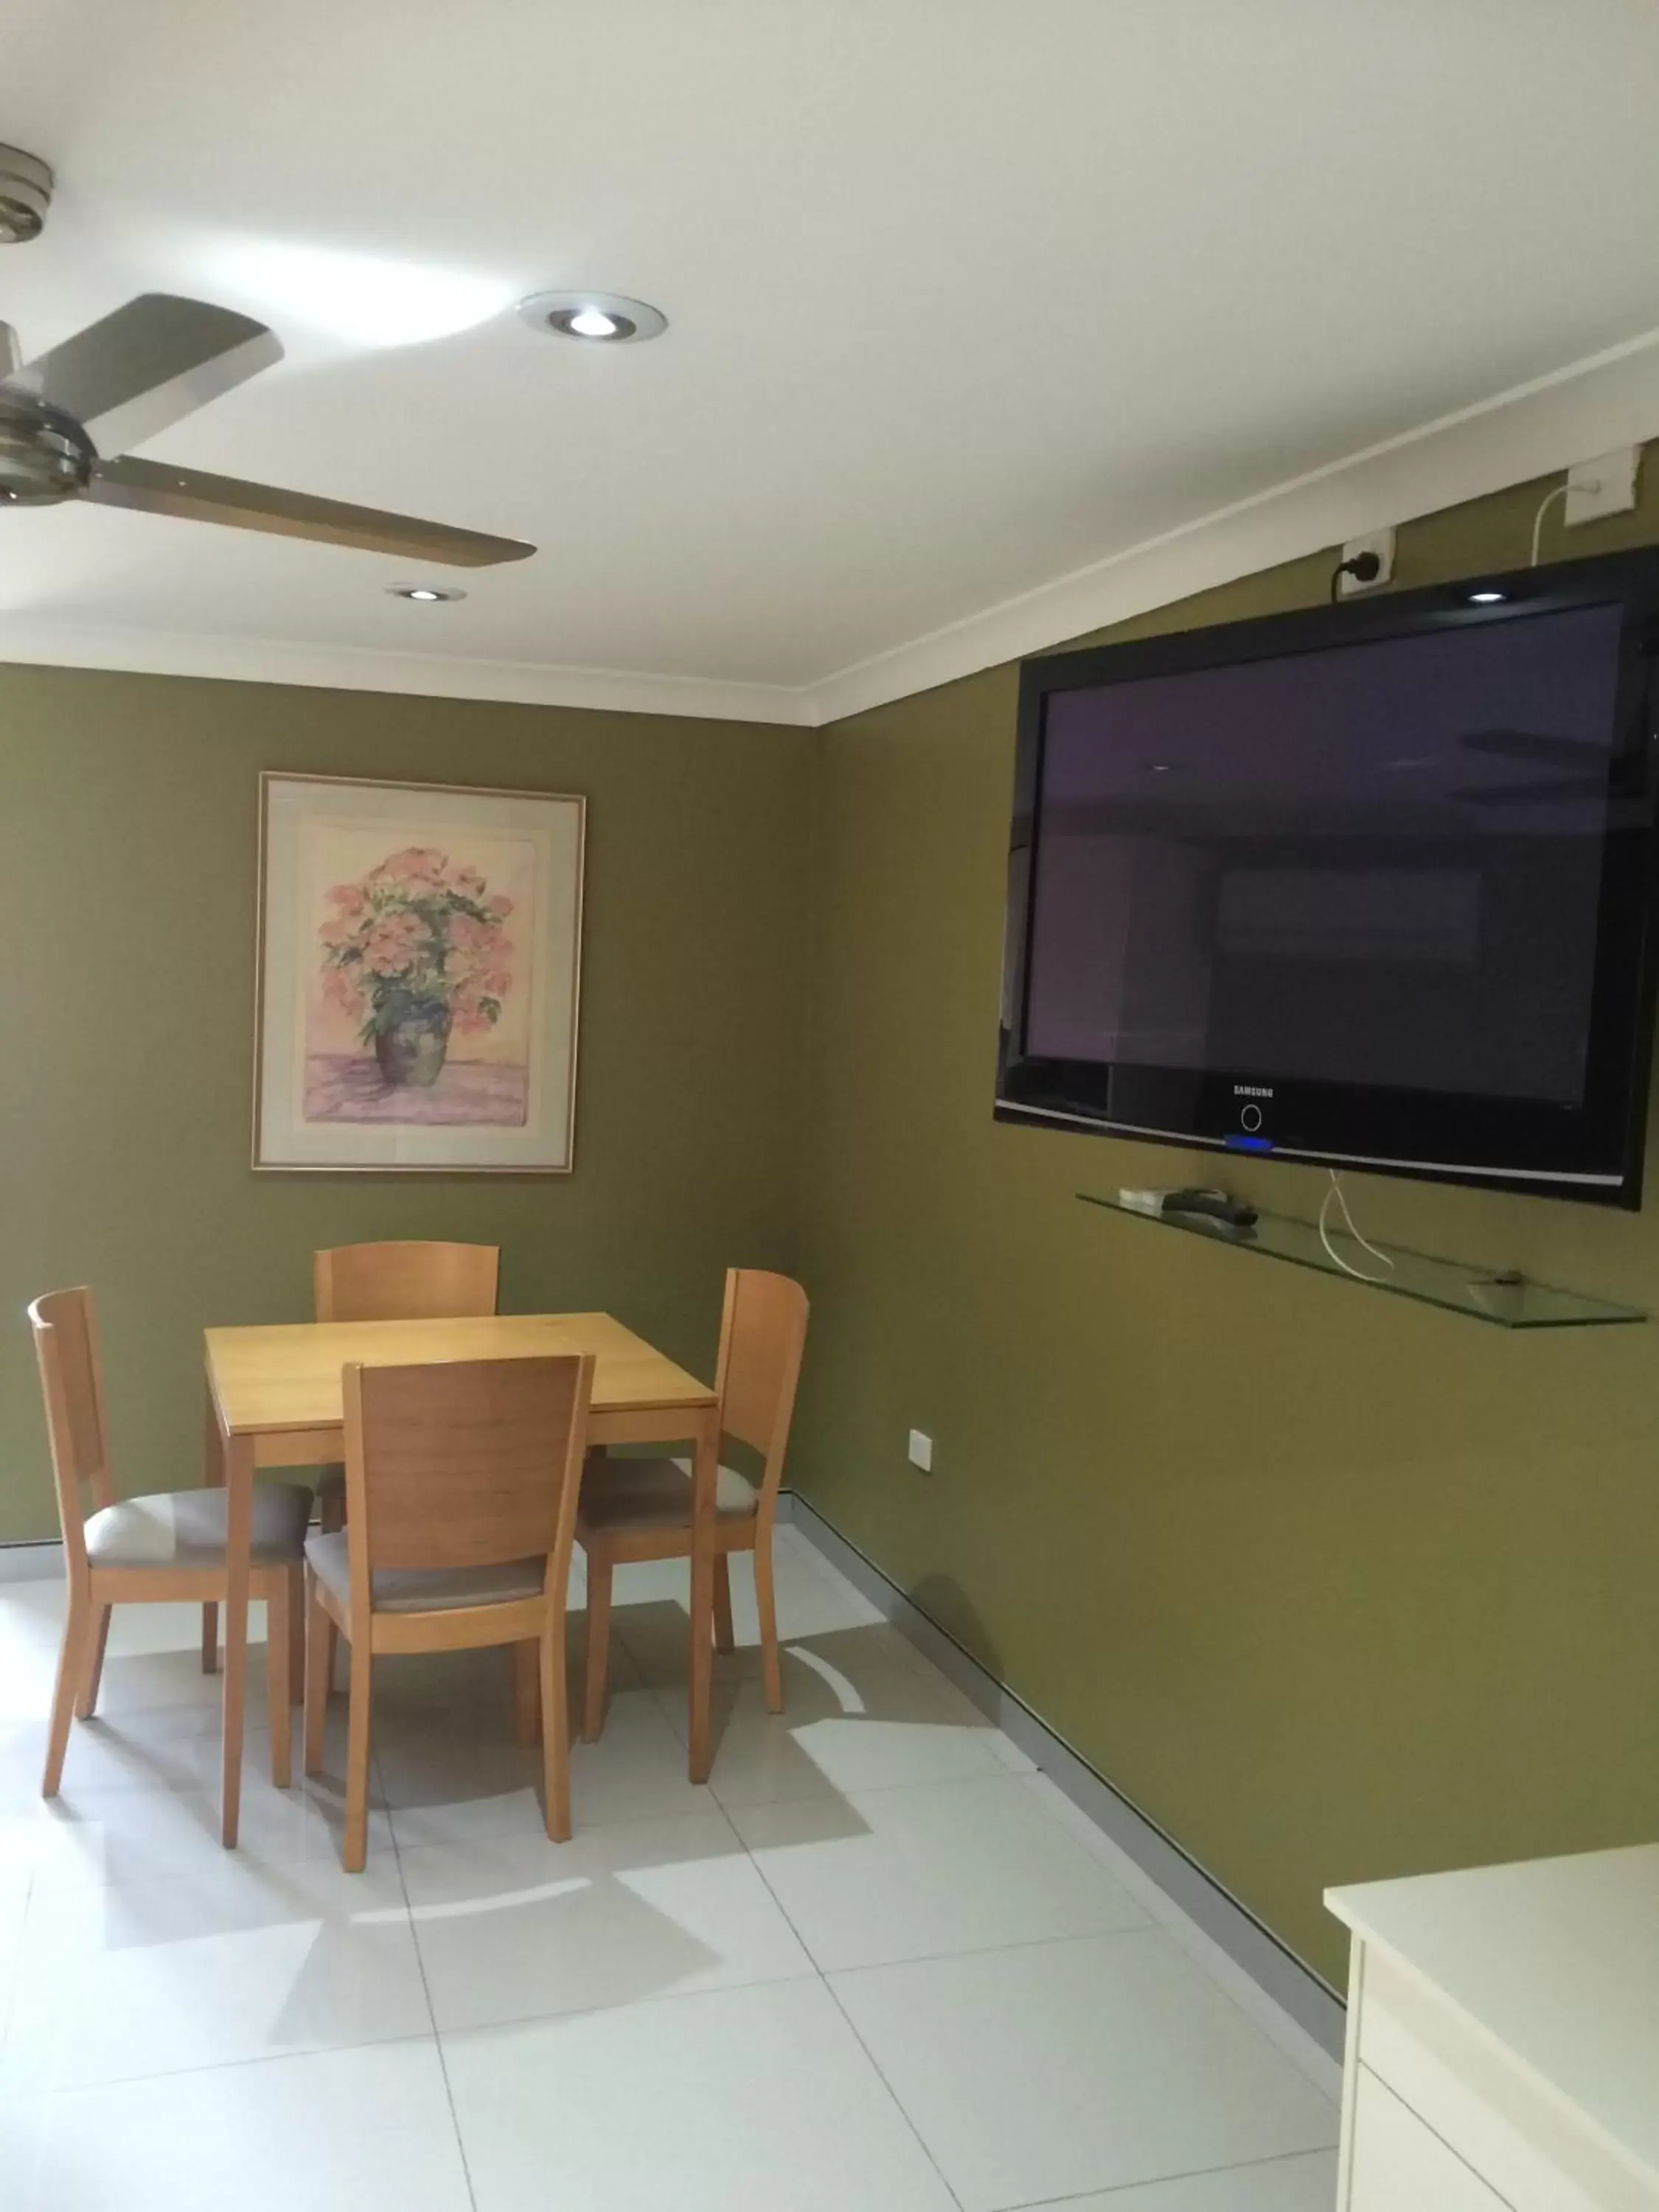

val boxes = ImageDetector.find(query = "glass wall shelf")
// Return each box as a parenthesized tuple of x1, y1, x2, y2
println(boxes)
(1077, 1192, 1646, 1330)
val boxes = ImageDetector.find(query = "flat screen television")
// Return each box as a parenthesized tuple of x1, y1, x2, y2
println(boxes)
(996, 549, 1659, 1207)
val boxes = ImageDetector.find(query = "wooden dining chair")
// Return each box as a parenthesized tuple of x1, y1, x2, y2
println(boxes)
(577, 1268, 808, 1742)
(302, 1352, 594, 1871)
(29, 1287, 310, 1798)
(313, 1240, 501, 1331)
(310, 1240, 499, 1682)
(313, 1241, 500, 1524)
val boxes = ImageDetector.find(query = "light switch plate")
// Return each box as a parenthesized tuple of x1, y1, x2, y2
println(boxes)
(1565, 448, 1640, 528)
(906, 1428, 933, 1472)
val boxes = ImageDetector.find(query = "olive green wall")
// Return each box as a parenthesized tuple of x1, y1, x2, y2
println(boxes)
(795, 459, 1659, 1989)
(11, 460, 1659, 1995)
(0, 667, 810, 1545)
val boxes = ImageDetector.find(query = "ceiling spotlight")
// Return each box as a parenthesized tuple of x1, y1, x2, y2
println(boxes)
(1467, 589, 1507, 605)
(518, 290, 668, 344)
(389, 584, 466, 603)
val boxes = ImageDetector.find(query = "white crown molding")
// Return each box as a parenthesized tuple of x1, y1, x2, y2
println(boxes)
(801, 324, 1659, 726)
(0, 619, 815, 727)
(7, 328, 1659, 731)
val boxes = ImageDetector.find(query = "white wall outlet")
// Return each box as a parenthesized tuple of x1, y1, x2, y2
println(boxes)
(1337, 527, 1395, 596)
(1565, 448, 1640, 528)
(906, 1428, 933, 1472)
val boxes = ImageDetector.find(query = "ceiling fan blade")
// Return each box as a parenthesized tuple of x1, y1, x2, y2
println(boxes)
(85, 455, 535, 566)
(9, 296, 281, 454)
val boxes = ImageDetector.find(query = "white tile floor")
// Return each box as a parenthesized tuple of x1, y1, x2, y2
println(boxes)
(0, 1528, 1339, 2211)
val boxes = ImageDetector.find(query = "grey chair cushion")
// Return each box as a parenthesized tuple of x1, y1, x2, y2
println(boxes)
(305, 1528, 549, 1615)
(85, 1484, 311, 1571)
(578, 1455, 758, 1533)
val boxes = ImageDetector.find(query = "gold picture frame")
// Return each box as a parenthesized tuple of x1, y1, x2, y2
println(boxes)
(253, 771, 585, 1173)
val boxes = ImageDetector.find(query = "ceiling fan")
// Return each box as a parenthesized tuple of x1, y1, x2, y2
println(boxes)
(0, 294, 534, 564)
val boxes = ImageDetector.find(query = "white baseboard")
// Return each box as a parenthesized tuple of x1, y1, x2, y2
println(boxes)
(0, 1540, 63, 1584)
(780, 1489, 1346, 2077)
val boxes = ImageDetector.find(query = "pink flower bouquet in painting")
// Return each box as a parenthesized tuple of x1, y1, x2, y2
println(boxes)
(319, 846, 515, 1088)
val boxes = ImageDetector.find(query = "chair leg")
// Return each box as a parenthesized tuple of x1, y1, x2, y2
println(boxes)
(303, 1571, 329, 1778)
(320, 1483, 344, 1700)
(582, 1554, 613, 1743)
(43, 1588, 92, 1798)
(754, 1531, 784, 1714)
(75, 1604, 113, 1720)
(343, 1637, 373, 1873)
(288, 1568, 305, 1706)
(540, 1620, 571, 1843)
(712, 1554, 734, 1654)
(512, 1641, 541, 1747)
(201, 1601, 219, 1674)
(265, 1579, 293, 1790)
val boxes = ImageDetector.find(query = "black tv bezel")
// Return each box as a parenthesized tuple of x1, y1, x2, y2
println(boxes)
(995, 549, 1659, 1209)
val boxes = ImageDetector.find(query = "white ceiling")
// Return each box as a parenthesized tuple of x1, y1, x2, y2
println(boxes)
(6, 0, 1659, 723)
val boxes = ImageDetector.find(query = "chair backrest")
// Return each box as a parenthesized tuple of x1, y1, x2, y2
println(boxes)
(27, 1287, 115, 1576)
(341, 1354, 594, 1610)
(714, 1269, 809, 1512)
(314, 1241, 499, 1324)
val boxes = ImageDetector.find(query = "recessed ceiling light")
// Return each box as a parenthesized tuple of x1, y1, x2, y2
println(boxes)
(517, 289, 668, 344)
(389, 584, 466, 603)
(1467, 589, 1507, 605)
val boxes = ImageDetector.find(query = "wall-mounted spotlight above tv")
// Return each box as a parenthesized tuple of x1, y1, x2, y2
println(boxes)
(996, 550, 1659, 1207)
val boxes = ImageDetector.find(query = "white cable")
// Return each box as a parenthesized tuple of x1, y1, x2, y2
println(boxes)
(1317, 1169, 1395, 1284)
(1531, 481, 1572, 568)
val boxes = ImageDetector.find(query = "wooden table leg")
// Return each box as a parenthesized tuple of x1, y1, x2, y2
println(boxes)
(201, 1379, 223, 1674)
(686, 1406, 719, 1784)
(220, 1427, 253, 1848)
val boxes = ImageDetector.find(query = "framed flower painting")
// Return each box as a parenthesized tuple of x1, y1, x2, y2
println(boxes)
(254, 773, 584, 1172)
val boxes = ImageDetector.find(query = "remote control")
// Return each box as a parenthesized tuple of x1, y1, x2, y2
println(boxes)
(1159, 1189, 1259, 1229)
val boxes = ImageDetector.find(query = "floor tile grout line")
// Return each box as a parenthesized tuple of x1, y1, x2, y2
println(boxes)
(639, 1683, 1026, 1775)
(704, 1759, 1031, 1817)
(4, 1581, 1329, 2196)
(1000, 2142, 1340, 2211)
(816, 1919, 1174, 1987)
(739, 1825, 970, 2212)
(812, 1917, 1337, 2108)
(389, 1765, 482, 2212)
(368, 1834, 1164, 2014)
(415, 1952, 824, 2045)
(720, 1764, 1121, 1852)
(1148, 1914, 1340, 2105)
(0, 2024, 444, 2104)
(818, 1967, 970, 2210)
(1010, 1781, 1340, 2101)
(619, 1569, 1334, 2100)
(389, 1798, 748, 1869)
(0, 1863, 35, 2056)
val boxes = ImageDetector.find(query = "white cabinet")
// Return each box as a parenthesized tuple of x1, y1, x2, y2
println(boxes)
(1348, 2069, 1507, 2212)
(1328, 1846, 1659, 2212)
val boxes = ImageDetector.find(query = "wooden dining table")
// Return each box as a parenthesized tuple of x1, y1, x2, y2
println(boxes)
(202, 1310, 722, 1846)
